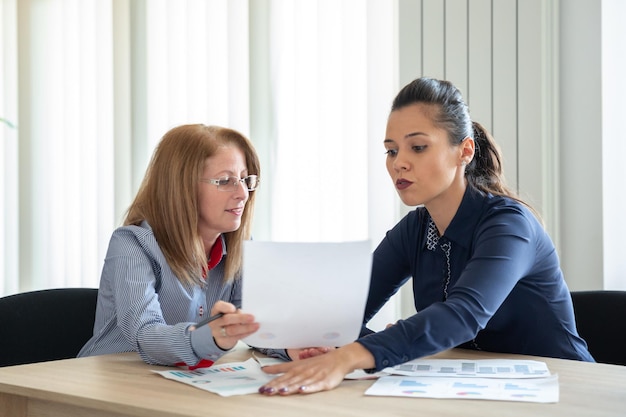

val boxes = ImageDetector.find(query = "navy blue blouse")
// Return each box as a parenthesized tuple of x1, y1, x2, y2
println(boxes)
(358, 186, 594, 371)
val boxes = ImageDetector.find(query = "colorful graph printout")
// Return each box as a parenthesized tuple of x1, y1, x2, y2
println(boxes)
(384, 359, 551, 379)
(154, 358, 275, 397)
(365, 374, 559, 403)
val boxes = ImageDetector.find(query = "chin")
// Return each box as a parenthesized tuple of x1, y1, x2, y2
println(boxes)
(397, 194, 421, 207)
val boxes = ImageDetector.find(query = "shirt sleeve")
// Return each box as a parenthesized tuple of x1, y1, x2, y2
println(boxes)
(362, 213, 414, 327)
(358, 204, 539, 371)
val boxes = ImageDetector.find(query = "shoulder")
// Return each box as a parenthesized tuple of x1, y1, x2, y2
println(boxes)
(450, 187, 543, 243)
(107, 222, 162, 257)
(477, 193, 543, 239)
(395, 206, 429, 229)
(381, 207, 429, 249)
(484, 194, 537, 222)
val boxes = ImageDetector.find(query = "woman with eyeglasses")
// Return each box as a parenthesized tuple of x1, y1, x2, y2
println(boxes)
(257, 77, 594, 396)
(79, 124, 281, 367)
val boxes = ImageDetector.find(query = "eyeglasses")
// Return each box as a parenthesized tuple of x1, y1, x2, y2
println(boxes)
(200, 175, 259, 192)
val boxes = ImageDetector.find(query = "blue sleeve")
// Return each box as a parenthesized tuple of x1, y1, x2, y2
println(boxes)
(362, 213, 415, 327)
(358, 205, 538, 370)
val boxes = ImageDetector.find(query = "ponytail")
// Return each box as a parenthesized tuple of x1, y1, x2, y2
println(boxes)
(468, 121, 542, 222)
(466, 121, 510, 196)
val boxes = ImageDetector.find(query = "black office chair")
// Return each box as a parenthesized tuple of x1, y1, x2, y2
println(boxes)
(0, 287, 98, 367)
(570, 290, 626, 366)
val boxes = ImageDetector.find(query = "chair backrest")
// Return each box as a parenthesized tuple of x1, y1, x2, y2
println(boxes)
(570, 290, 626, 366)
(0, 288, 98, 367)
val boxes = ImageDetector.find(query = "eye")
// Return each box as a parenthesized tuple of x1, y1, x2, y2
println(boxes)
(412, 145, 427, 152)
(384, 149, 398, 157)
(217, 177, 232, 186)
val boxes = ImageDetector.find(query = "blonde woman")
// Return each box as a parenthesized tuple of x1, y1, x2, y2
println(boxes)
(79, 124, 268, 367)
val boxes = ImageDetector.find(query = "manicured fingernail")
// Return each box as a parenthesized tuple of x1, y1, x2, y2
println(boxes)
(279, 387, 289, 393)
(258, 386, 266, 393)
(298, 385, 307, 392)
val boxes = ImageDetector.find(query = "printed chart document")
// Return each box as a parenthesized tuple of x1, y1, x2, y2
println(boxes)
(365, 374, 559, 403)
(384, 359, 551, 378)
(155, 358, 274, 397)
(367, 358, 558, 403)
(241, 240, 372, 349)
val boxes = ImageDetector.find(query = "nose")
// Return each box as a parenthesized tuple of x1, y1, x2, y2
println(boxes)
(233, 180, 249, 200)
(392, 151, 410, 172)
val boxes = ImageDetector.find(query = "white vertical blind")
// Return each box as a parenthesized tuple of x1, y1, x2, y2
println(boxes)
(268, 0, 378, 243)
(142, 0, 250, 155)
(492, 0, 518, 190)
(14, 0, 114, 293)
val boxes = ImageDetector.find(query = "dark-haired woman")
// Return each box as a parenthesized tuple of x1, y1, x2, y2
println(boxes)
(258, 76, 594, 396)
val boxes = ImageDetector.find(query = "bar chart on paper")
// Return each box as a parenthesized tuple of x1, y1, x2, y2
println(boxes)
(154, 358, 275, 397)
(384, 359, 551, 378)
(368, 358, 558, 403)
(365, 374, 559, 403)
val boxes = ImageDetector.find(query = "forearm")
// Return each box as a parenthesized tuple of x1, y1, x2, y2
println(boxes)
(339, 342, 376, 372)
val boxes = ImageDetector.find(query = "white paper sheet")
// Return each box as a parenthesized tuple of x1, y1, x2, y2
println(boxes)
(365, 374, 559, 403)
(241, 240, 372, 349)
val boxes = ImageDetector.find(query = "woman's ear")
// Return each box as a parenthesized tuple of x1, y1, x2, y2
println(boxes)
(460, 137, 475, 164)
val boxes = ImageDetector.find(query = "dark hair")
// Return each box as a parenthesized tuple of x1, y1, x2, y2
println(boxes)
(392, 77, 538, 217)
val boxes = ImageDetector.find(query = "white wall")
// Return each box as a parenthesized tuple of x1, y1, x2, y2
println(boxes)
(600, 0, 626, 290)
(558, 0, 626, 290)
(559, 0, 603, 290)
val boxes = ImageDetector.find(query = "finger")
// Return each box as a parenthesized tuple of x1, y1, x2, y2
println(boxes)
(262, 362, 295, 375)
(210, 300, 237, 316)
(258, 375, 311, 395)
(259, 369, 333, 396)
(214, 322, 260, 343)
(219, 312, 257, 327)
(227, 322, 260, 338)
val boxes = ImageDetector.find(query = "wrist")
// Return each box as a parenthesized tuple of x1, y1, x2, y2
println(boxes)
(336, 342, 375, 372)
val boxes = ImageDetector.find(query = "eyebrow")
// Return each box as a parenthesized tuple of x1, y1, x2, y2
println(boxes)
(405, 131, 428, 139)
(384, 131, 429, 143)
(210, 169, 249, 178)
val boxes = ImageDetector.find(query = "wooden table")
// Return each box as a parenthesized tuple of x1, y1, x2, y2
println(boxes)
(0, 346, 624, 417)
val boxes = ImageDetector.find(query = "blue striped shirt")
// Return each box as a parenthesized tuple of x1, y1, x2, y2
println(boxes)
(78, 221, 287, 365)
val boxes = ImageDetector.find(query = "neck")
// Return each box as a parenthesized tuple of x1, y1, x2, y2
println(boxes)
(426, 180, 467, 236)
(202, 234, 220, 257)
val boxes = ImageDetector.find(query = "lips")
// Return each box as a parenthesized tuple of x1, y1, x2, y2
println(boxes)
(226, 207, 244, 216)
(395, 178, 413, 191)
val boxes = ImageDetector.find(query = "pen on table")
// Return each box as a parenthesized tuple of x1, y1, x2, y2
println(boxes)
(189, 312, 224, 331)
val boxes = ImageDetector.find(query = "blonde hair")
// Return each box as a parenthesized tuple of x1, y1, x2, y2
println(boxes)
(124, 124, 260, 286)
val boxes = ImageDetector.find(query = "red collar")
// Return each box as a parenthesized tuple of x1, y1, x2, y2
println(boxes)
(207, 236, 224, 270)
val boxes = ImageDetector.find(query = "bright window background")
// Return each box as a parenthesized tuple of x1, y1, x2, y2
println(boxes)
(1, 0, 401, 329)
(2, 0, 624, 317)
